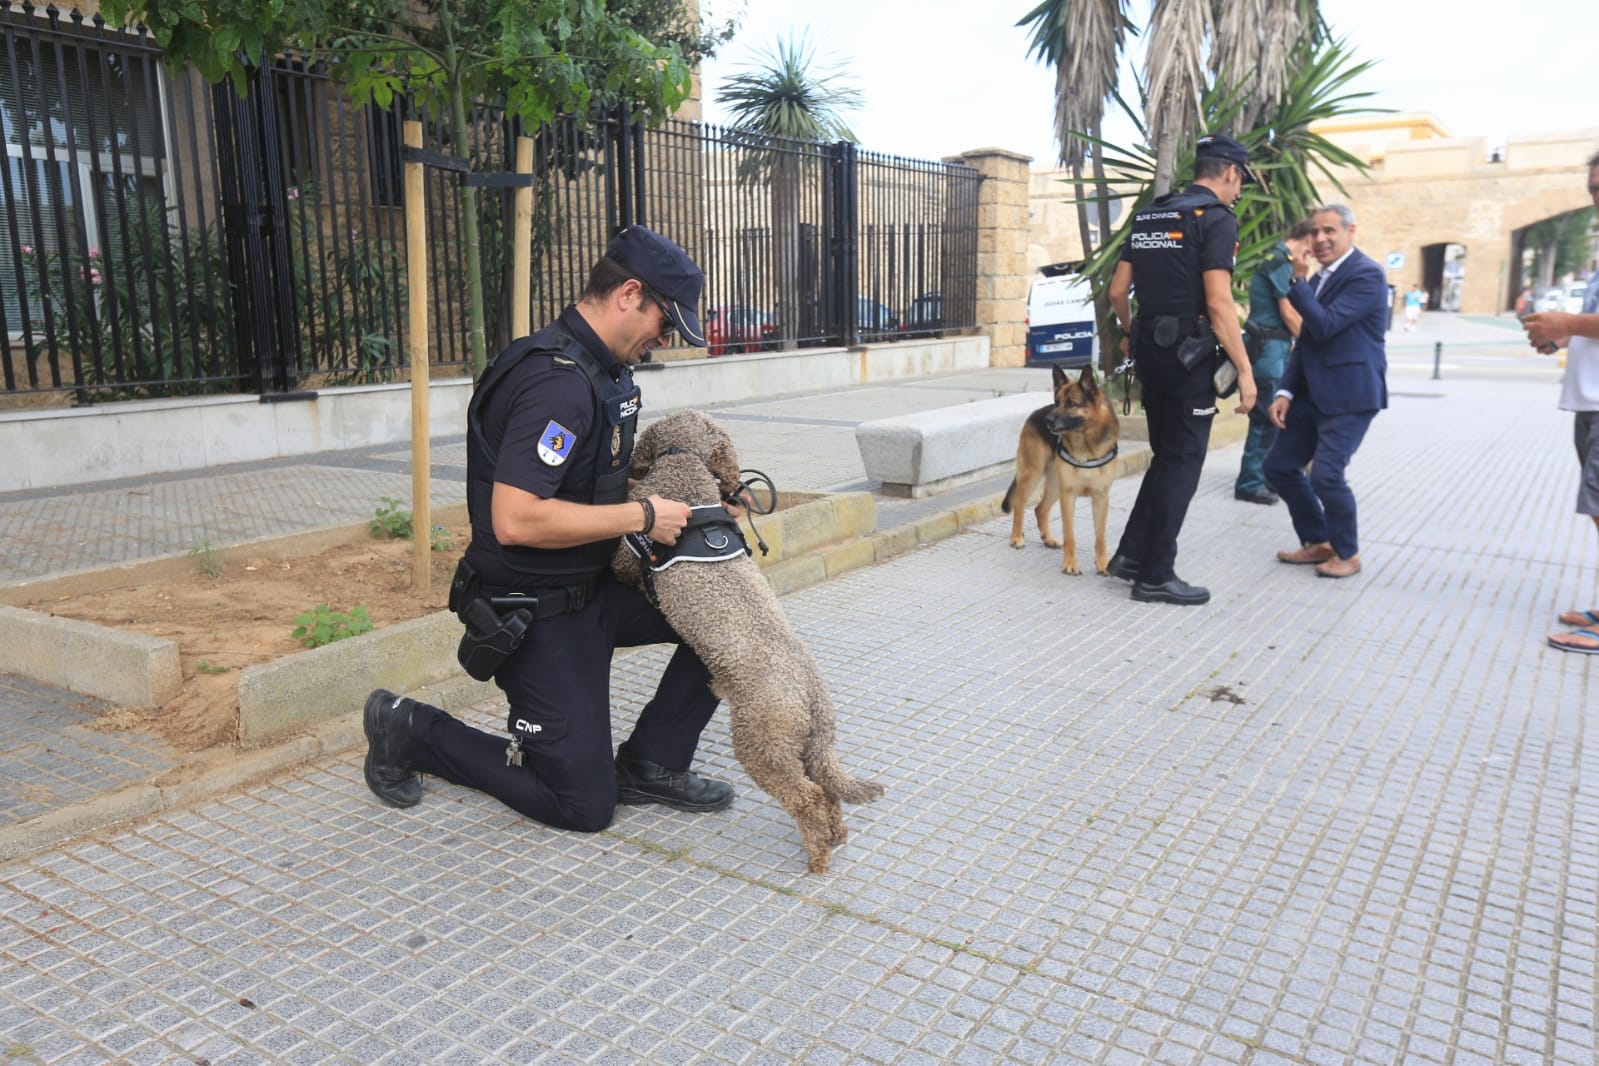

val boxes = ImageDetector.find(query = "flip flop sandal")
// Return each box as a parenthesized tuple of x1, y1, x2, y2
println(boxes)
(1557, 608, 1599, 627)
(1547, 627, 1599, 655)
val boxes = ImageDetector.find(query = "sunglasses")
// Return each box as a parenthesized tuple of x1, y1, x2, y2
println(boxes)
(641, 286, 676, 338)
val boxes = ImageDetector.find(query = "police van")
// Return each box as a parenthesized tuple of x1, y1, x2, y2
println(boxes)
(1025, 265, 1097, 368)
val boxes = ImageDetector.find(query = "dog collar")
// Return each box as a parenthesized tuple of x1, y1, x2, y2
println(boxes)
(1053, 441, 1118, 469)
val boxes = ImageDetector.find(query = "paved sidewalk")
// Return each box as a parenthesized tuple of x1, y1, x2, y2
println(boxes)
(3, 318, 1597, 1063)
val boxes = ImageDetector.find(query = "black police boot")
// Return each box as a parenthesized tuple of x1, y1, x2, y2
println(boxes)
(1105, 553, 1140, 581)
(615, 748, 734, 813)
(1131, 576, 1211, 606)
(1234, 487, 1279, 505)
(363, 689, 421, 808)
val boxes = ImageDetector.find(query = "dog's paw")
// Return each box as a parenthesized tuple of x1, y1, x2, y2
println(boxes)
(1041, 535, 1062, 549)
(1009, 536, 1025, 549)
(1095, 559, 1110, 576)
(1061, 560, 1082, 575)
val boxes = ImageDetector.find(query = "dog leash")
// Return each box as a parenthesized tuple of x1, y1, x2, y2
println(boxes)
(1113, 356, 1135, 416)
(726, 468, 776, 556)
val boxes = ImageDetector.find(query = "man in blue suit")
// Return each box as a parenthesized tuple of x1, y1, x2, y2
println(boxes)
(1263, 204, 1388, 578)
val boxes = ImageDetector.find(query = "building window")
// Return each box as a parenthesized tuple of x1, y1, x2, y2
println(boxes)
(0, 30, 168, 334)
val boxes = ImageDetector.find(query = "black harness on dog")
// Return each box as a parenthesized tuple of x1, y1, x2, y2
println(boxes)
(1053, 440, 1119, 469)
(624, 506, 750, 572)
(622, 449, 778, 607)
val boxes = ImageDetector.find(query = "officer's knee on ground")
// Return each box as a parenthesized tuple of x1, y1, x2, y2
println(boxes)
(550, 799, 615, 834)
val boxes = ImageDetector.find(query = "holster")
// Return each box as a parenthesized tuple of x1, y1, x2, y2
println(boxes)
(1175, 327, 1218, 371)
(449, 558, 532, 682)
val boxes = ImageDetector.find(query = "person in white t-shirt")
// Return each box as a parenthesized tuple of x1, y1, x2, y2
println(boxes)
(1521, 148, 1599, 654)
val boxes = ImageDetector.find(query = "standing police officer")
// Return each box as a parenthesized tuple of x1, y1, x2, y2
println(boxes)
(362, 226, 735, 831)
(1104, 132, 1258, 605)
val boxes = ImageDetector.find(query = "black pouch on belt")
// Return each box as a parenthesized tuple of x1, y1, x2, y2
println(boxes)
(1151, 314, 1182, 349)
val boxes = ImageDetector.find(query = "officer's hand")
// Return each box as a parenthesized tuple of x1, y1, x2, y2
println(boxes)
(722, 497, 747, 520)
(1118, 335, 1130, 358)
(646, 495, 692, 546)
(1234, 372, 1257, 415)
(1268, 395, 1290, 430)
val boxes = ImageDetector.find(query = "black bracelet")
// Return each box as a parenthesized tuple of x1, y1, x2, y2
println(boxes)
(638, 498, 655, 536)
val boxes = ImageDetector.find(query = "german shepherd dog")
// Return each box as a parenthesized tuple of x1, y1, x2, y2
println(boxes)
(1002, 364, 1121, 575)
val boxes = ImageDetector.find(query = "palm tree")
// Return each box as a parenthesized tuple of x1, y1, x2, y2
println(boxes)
(1022, 0, 1321, 197)
(717, 33, 862, 348)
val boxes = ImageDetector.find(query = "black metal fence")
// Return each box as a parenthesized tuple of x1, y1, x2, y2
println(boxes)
(0, 4, 982, 403)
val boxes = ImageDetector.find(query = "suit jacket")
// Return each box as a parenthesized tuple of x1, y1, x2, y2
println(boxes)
(1282, 247, 1389, 414)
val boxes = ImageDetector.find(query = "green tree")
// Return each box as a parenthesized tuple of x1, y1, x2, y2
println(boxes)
(99, 0, 693, 378)
(717, 32, 862, 349)
(1523, 208, 1597, 288)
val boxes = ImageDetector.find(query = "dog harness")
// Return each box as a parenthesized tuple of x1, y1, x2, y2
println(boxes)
(624, 505, 750, 610)
(623, 506, 750, 572)
(1054, 440, 1119, 469)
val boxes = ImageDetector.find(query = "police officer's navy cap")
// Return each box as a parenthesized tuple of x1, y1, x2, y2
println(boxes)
(605, 225, 706, 347)
(1195, 132, 1257, 185)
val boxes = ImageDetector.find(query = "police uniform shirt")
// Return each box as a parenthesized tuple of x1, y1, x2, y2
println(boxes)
(484, 306, 627, 502)
(1120, 184, 1238, 315)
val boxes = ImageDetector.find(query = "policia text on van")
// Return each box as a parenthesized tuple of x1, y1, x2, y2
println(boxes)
(1104, 132, 1257, 608)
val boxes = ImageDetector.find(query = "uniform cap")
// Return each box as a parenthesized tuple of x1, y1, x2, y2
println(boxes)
(1195, 132, 1257, 185)
(605, 226, 706, 346)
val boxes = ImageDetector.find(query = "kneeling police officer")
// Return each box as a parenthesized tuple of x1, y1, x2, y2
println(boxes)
(1106, 132, 1258, 605)
(362, 226, 734, 831)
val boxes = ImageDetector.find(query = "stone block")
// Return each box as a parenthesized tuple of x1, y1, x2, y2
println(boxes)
(237, 610, 463, 747)
(0, 605, 181, 707)
(855, 393, 1041, 497)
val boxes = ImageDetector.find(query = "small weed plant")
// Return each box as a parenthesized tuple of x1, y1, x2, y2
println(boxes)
(369, 497, 413, 539)
(188, 537, 223, 578)
(195, 661, 231, 675)
(291, 605, 374, 649)
(429, 524, 455, 552)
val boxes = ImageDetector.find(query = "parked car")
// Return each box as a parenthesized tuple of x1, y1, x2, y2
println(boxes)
(1565, 282, 1590, 314)
(704, 305, 776, 356)
(900, 292, 943, 335)
(1533, 287, 1567, 313)
(856, 297, 899, 336)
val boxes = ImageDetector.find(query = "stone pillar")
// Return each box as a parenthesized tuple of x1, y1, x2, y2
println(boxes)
(954, 148, 1032, 367)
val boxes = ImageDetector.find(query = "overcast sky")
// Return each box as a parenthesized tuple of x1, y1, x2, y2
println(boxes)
(697, 0, 1594, 166)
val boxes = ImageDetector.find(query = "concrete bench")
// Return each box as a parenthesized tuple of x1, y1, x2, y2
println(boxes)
(855, 393, 1050, 498)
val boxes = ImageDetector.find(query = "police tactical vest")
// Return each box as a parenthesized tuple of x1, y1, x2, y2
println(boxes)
(1126, 187, 1227, 318)
(464, 326, 642, 583)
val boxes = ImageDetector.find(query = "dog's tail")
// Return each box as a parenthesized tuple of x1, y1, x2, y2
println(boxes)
(808, 748, 886, 805)
(1001, 478, 1018, 514)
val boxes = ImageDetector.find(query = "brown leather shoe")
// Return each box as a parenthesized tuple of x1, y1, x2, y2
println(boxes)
(1277, 542, 1335, 565)
(1315, 555, 1362, 579)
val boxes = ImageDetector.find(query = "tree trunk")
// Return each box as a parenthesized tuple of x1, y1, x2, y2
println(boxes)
(1089, 130, 1117, 373)
(450, 94, 489, 378)
(1152, 120, 1180, 199)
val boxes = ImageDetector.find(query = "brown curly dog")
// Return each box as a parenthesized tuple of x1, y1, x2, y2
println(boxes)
(612, 410, 885, 874)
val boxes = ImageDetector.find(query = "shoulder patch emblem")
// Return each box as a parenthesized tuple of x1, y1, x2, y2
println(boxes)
(538, 420, 576, 466)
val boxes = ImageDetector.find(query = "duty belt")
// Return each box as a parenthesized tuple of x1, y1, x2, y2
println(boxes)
(1245, 322, 1293, 342)
(486, 581, 595, 618)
